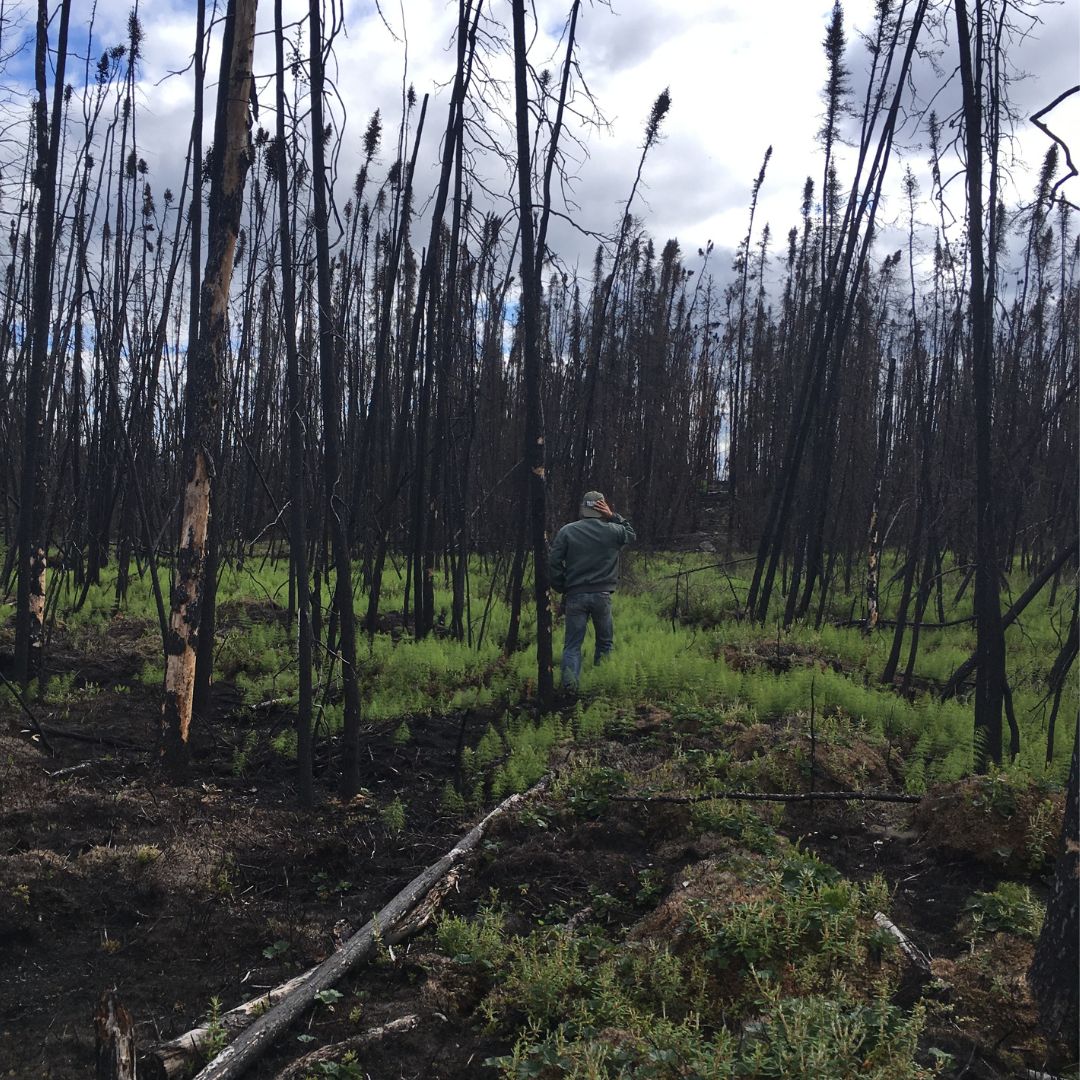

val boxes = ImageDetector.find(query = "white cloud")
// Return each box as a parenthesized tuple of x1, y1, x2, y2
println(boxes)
(4, 0, 1076, 285)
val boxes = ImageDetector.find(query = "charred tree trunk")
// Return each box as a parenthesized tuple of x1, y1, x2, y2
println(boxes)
(865, 350, 897, 632)
(188, 0, 213, 720)
(511, 0, 554, 704)
(308, 0, 363, 799)
(161, 0, 257, 777)
(361, 97, 427, 637)
(94, 991, 135, 1080)
(940, 539, 1078, 698)
(277, 0, 314, 806)
(15, 0, 71, 688)
(955, 0, 1007, 769)
(746, 0, 929, 624)
(1044, 607, 1078, 765)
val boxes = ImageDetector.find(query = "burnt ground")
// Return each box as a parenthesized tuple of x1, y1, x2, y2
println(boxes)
(0, 622, 1073, 1079)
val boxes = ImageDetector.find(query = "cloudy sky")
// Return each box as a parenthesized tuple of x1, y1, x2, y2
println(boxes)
(8, 0, 1080, 284)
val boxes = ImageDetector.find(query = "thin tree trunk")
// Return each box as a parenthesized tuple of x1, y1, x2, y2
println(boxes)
(308, 0, 362, 799)
(940, 539, 1077, 698)
(1044, 607, 1078, 765)
(955, 0, 1007, 770)
(276, 0, 314, 807)
(866, 349, 898, 631)
(15, 0, 71, 688)
(511, 0, 554, 704)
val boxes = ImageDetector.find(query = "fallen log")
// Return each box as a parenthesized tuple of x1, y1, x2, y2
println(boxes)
(273, 1013, 427, 1080)
(0, 667, 55, 754)
(144, 781, 545, 1080)
(192, 782, 545, 1080)
(47, 760, 96, 779)
(872, 911, 931, 973)
(143, 967, 318, 1080)
(144, 871, 461, 1080)
(37, 722, 144, 749)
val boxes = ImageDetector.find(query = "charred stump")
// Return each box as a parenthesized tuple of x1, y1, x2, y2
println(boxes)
(95, 991, 136, 1080)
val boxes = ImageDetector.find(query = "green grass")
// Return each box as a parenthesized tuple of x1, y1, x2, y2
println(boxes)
(437, 840, 933, 1079)
(7, 546, 1074, 786)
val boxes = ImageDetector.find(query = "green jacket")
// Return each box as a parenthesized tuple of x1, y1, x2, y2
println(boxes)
(548, 515, 636, 595)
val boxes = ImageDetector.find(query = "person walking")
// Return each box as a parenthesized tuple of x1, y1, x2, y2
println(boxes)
(548, 491, 636, 690)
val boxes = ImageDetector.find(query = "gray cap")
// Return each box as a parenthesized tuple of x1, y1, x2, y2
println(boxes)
(580, 490, 605, 518)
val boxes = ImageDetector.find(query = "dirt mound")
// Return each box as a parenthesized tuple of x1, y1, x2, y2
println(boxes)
(722, 638, 850, 675)
(913, 776, 1064, 874)
(727, 717, 892, 792)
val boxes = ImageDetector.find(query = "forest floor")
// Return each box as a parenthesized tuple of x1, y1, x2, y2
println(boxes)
(0, 560, 1075, 1080)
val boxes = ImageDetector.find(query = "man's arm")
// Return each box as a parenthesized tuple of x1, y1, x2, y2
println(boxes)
(595, 498, 635, 546)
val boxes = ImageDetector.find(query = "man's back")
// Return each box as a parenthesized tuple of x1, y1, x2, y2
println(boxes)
(549, 515, 635, 595)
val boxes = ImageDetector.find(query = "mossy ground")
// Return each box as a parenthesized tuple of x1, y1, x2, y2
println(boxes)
(0, 549, 1073, 1077)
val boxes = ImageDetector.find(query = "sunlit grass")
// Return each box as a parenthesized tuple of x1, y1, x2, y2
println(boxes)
(12, 544, 1075, 785)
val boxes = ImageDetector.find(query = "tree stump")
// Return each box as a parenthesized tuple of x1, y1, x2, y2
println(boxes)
(95, 990, 136, 1080)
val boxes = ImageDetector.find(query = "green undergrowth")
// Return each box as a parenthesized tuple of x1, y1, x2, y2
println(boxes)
(10, 548, 1075, 787)
(435, 827, 932, 1079)
(423, 708, 1058, 1078)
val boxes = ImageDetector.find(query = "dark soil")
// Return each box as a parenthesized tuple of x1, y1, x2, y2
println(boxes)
(0, 638, 492, 1078)
(0, 633, 1071, 1080)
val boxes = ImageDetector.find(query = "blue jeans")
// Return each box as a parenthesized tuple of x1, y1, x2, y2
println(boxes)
(560, 591, 614, 689)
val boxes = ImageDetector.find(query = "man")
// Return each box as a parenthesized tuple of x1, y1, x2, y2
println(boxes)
(548, 491, 636, 690)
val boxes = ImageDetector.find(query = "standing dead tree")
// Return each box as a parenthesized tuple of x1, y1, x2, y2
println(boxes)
(746, 0, 930, 624)
(161, 0, 258, 777)
(14, 0, 72, 688)
(307, 0, 364, 798)
(953, 0, 1008, 769)
(275, 0, 315, 806)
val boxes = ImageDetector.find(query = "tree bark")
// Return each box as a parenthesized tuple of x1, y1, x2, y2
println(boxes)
(276, 0, 314, 806)
(95, 991, 136, 1080)
(15, 0, 71, 688)
(308, 0, 363, 799)
(955, 0, 1007, 770)
(511, 0, 554, 705)
(161, 0, 257, 777)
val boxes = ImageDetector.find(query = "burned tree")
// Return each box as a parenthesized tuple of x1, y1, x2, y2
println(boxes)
(510, 0, 554, 703)
(161, 0, 257, 776)
(14, 0, 71, 687)
(954, 0, 1008, 768)
(275, 0, 315, 807)
(308, 0, 364, 798)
